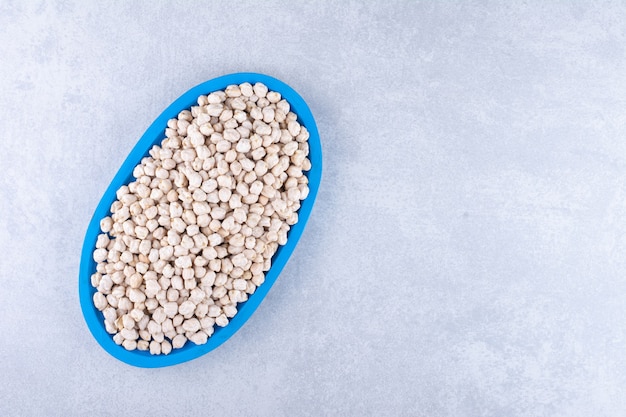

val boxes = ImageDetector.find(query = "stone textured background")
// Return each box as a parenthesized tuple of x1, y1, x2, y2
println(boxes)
(2, 1, 626, 416)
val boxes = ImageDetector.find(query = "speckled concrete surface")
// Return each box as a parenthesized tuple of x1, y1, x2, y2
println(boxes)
(2, 1, 626, 416)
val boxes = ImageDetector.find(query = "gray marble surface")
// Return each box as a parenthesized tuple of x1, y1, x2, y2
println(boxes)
(2, 1, 626, 416)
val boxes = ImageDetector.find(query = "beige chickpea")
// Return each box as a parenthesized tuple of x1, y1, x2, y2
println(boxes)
(92, 83, 312, 353)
